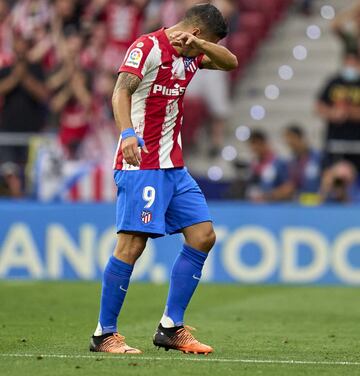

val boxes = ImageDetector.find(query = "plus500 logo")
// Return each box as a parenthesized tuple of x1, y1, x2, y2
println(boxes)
(152, 84, 186, 96)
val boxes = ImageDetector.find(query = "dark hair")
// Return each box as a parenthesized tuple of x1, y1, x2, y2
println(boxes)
(183, 4, 228, 40)
(285, 124, 304, 138)
(249, 130, 267, 142)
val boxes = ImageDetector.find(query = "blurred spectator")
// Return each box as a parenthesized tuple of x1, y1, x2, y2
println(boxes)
(298, 0, 314, 16)
(11, 0, 52, 38)
(317, 51, 360, 171)
(245, 130, 293, 202)
(149, 0, 205, 29)
(52, 0, 82, 34)
(214, 0, 238, 33)
(80, 21, 108, 70)
(0, 161, 22, 198)
(0, 0, 12, 67)
(0, 32, 48, 164)
(320, 160, 359, 203)
(284, 125, 322, 196)
(82, 69, 118, 162)
(0, 0, 283, 201)
(83, 0, 149, 71)
(47, 30, 92, 159)
(332, 1, 360, 55)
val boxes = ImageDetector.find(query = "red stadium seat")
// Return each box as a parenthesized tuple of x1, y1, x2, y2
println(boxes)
(228, 32, 254, 79)
(238, 12, 269, 44)
(229, 32, 254, 61)
(239, 0, 291, 22)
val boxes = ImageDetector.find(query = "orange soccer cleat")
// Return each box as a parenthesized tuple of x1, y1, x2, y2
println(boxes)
(153, 324, 213, 355)
(89, 333, 142, 354)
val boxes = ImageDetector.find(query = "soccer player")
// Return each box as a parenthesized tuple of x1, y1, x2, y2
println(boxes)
(90, 3, 238, 355)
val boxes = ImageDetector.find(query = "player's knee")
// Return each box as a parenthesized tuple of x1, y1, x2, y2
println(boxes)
(196, 229, 216, 253)
(114, 234, 148, 264)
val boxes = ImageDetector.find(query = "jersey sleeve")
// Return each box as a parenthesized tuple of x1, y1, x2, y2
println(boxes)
(118, 36, 156, 80)
(197, 54, 206, 69)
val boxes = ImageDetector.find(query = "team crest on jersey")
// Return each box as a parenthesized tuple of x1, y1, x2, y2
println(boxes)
(141, 210, 152, 224)
(183, 57, 197, 73)
(171, 56, 186, 80)
(125, 48, 143, 68)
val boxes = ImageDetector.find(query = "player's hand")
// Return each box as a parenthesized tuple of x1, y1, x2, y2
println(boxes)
(169, 31, 205, 53)
(121, 136, 148, 167)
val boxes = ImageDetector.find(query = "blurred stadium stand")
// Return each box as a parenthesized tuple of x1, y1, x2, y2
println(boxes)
(1, 0, 359, 203)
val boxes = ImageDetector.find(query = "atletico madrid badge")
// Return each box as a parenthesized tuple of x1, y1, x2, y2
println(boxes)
(183, 57, 197, 72)
(141, 210, 152, 224)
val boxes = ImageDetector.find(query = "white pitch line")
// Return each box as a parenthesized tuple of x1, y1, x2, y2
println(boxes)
(0, 353, 360, 366)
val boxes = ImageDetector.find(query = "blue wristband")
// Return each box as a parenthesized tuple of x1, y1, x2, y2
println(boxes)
(121, 128, 145, 147)
(121, 128, 136, 139)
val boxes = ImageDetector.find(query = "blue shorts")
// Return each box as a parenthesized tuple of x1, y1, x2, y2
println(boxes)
(114, 168, 211, 238)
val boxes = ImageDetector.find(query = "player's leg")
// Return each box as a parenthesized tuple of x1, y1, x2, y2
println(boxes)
(153, 169, 215, 354)
(162, 221, 215, 327)
(97, 232, 148, 334)
(90, 169, 167, 354)
(90, 232, 147, 354)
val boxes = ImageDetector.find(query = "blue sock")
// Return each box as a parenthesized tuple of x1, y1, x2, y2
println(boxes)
(96, 256, 133, 335)
(162, 244, 208, 327)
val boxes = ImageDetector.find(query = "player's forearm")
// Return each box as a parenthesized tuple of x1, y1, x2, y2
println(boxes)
(112, 90, 134, 132)
(112, 92, 133, 132)
(199, 40, 238, 71)
(112, 72, 141, 132)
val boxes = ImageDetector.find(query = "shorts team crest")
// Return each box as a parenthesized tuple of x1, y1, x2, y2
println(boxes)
(141, 210, 152, 224)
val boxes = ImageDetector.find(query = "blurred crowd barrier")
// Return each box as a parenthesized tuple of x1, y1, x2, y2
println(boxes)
(1, 201, 360, 284)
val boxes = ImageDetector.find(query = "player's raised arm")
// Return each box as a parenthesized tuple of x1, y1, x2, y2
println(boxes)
(169, 32, 238, 71)
(112, 72, 147, 167)
(198, 41, 238, 71)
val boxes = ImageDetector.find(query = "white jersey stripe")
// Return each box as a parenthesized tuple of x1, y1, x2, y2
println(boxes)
(112, 137, 122, 169)
(177, 125, 182, 150)
(159, 99, 179, 168)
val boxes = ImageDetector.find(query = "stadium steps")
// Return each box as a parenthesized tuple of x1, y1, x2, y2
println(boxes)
(188, 0, 343, 179)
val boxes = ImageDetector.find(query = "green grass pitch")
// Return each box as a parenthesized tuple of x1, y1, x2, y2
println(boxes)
(1, 282, 360, 375)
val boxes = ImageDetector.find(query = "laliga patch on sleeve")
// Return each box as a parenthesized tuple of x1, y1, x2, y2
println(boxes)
(125, 48, 143, 68)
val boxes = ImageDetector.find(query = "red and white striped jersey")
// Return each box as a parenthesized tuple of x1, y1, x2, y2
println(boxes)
(113, 28, 204, 170)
